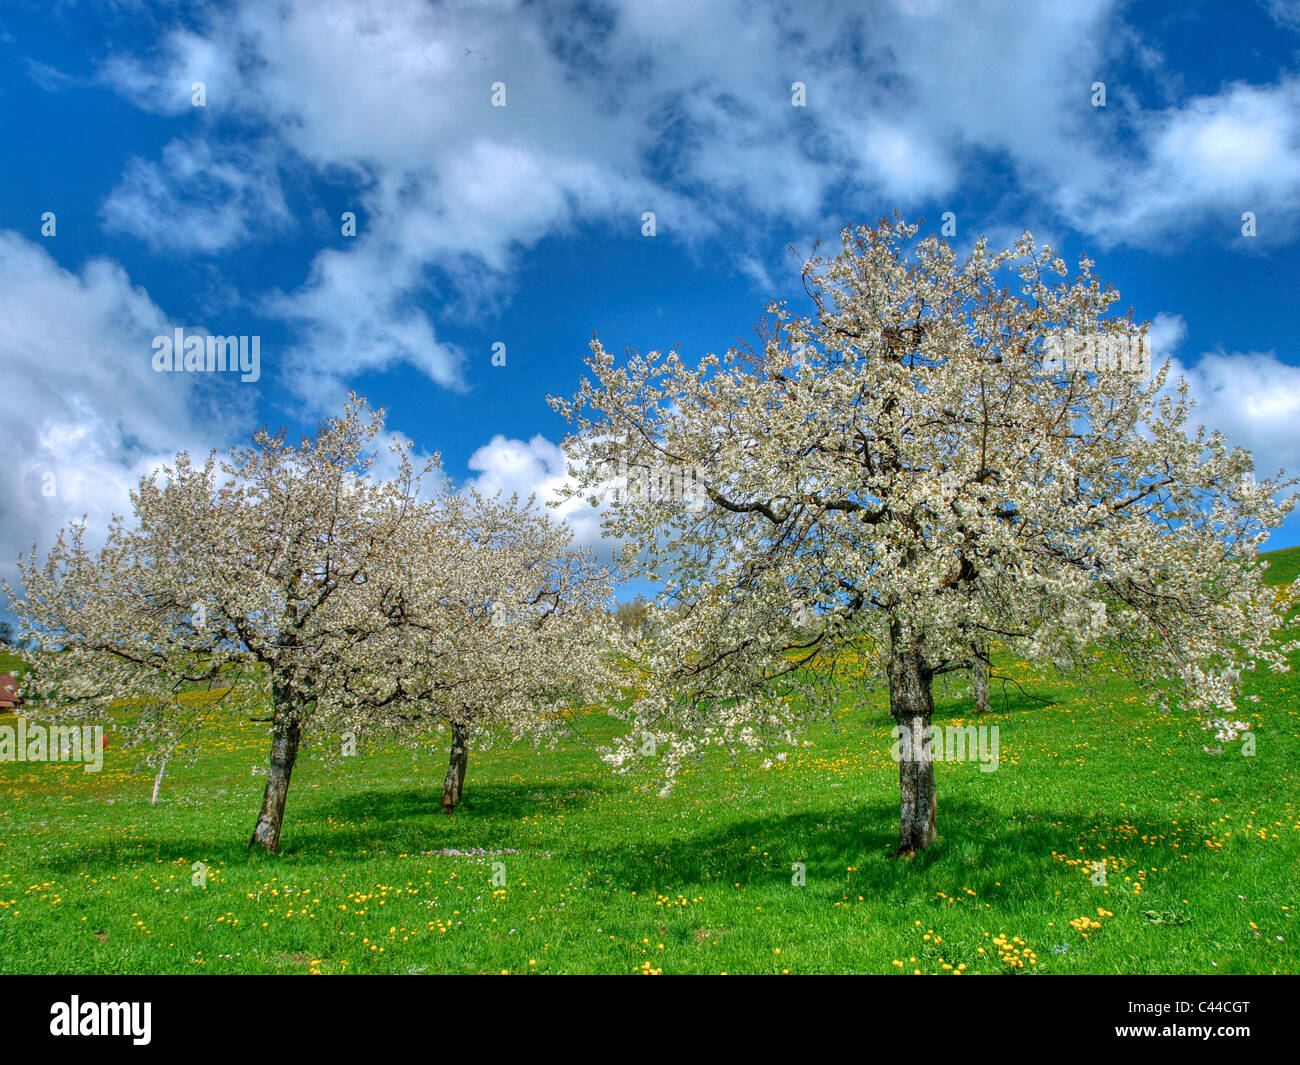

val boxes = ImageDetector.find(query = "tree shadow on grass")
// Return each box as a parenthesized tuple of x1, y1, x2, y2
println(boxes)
(283, 779, 609, 855)
(25, 778, 610, 875)
(841, 686, 1063, 734)
(564, 795, 1173, 908)
(27, 831, 270, 876)
(933, 685, 1065, 721)
(325, 778, 606, 826)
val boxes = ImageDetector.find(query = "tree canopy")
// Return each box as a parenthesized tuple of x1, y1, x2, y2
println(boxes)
(552, 217, 1299, 853)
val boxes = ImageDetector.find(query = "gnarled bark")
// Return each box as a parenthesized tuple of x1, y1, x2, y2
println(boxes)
(249, 691, 302, 853)
(888, 637, 937, 856)
(441, 722, 469, 814)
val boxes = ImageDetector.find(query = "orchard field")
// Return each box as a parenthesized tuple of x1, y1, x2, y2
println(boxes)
(1, 548, 1297, 976)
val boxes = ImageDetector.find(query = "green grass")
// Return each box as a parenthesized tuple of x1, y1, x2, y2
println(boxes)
(0, 651, 27, 677)
(0, 550, 1297, 974)
(1262, 544, 1300, 586)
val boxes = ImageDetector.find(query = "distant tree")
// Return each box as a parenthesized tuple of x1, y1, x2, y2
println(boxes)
(614, 595, 651, 637)
(327, 490, 618, 814)
(0, 620, 14, 647)
(553, 217, 1299, 855)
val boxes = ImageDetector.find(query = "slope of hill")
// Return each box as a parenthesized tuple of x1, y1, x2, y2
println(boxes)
(1262, 545, 1300, 587)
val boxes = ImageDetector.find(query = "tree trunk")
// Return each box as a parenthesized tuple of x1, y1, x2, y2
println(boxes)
(151, 758, 166, 806)
(441, 722, 469, 814)
(888, 636, 937, 856)
(249, 693, 302, 853)
(971, 642, 990, 714)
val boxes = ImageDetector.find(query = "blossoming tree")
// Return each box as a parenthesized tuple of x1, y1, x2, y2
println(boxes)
(552, 217, 1299, 855)
(325, 489, 618, 814)
(9, 396, 446, 852)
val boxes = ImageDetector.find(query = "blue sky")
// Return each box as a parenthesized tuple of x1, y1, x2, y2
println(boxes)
(2, 0, 1299, 600)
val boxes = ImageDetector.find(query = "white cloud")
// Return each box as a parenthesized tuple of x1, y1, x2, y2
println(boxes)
(1069, 78, 1300, 244)
(1145, 313, 1298, 480)
(88, 0, 1300, 416)
(25, 58, 75, 93)
(0, 232, 247, 601)
(102, 138, 291, 255)
(1263, 0, 1300, 31)
(98, 29, 238, 115)
(90, 0, 1121, 403)
(1171, 350, 1300, 480)
(1147, 311, 1189, 362)
(736, 255, 776, 294)
(96, 1, 1300, 260)
(465, 433, 607, 550)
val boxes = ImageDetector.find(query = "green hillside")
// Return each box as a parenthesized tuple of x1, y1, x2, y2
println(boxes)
(1, 605, 1297, 974)
(1262, 544, 1300, 587)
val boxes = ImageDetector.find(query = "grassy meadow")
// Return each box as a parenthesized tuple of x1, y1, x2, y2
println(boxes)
(1, 548, 1297, 975)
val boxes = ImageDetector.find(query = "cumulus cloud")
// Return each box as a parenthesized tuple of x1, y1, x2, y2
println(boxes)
(78, 0, 1300, 553)
(98, 28, 239, 115)
(96, 1, 1300, 253)
(1144, 312, 1298, 480)
(90, 0, 1300, 410)
(75, 0, 1099, 405)
(0, 232, 248, 599)
(102, 138, 291, 255)
(1067, 78, 1300, 245)
(464, 433, 607, 550)
(1146, 311, 1189, 362)
(1171, 350, 1300, 480)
